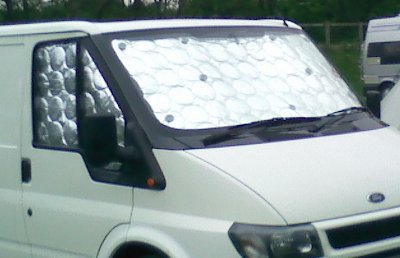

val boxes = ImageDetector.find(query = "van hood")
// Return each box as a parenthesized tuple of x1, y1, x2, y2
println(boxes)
(186, 127, 400, 224)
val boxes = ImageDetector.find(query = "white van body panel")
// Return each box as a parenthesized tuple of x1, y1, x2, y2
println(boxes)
(141, 150, 286, 225)
(381, 81, 400, 130)
(187, 127, 400, 224)
(21, 152, 133, 257)
(0, 241, 31, 258)
(127, 150, 287, 257)
(96, 224, 129, 258)
(0, 19, 300, 38)
(125, 218, 238, 258)
(99, 217, 240, 258)
(0, 40, 31, 257)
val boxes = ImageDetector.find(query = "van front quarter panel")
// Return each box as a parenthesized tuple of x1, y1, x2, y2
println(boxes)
(124, 149, 286, 258)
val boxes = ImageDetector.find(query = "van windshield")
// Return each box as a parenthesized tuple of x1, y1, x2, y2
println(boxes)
(111, 27, 360, 130)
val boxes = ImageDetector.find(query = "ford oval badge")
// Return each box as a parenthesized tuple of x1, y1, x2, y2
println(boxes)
(367, 193, 385, 203)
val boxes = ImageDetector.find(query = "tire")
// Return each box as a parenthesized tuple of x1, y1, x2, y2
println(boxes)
(113, 243, 168, 258)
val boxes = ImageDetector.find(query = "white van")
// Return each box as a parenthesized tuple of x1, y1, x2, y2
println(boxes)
(361, 15, 400, 116)
(2, 19, 400, 258)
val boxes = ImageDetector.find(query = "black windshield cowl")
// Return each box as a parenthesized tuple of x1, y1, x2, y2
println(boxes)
(202, 107, 374, 147)
(202, 116, 322, 146)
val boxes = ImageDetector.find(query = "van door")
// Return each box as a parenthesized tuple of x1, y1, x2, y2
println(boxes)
(20, 35, 133, 258)
(0, 41, 31, 257)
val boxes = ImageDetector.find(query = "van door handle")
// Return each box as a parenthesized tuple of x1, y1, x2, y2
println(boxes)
(21, 158, 31, 183)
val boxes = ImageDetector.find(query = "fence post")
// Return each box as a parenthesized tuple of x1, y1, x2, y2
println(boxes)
(325, 22, 331, 46)
(358, 22, 364, 42)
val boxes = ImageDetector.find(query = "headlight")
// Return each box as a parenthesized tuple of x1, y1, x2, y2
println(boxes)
(229, 223, 323, 258)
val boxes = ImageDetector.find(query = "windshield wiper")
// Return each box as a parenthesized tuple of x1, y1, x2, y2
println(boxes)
(202, 116, 321, 146)
(310, 106, 368, 133)
(326, 106, 368, 117)
(202, 107, 369, 146)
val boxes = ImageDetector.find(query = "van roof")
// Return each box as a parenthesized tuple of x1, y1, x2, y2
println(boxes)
(368, 15, 400, 32)
(0, 19, 301, 37)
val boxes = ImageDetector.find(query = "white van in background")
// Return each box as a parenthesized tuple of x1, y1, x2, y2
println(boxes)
(361, 14, 400, 116)
(3, 19, 400, 258)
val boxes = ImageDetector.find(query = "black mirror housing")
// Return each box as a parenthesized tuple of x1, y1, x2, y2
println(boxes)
(80, 115, 118, 166)
(79, 115, 165, 190)
(365, 90, 382, 118)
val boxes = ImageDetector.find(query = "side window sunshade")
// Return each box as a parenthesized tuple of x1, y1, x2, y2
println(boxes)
(33, 41, 125, 149)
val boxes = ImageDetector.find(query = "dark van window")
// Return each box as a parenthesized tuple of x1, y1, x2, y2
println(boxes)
(367, 41, 400, 65)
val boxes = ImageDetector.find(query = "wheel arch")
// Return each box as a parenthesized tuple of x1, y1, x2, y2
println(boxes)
(111, 242, 169, 258)
(97, 224, 189, 258)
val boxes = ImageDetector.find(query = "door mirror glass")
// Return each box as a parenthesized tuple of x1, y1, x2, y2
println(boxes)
(80, 115, 118, 166)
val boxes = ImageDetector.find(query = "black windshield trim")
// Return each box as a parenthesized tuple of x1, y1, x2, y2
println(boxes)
(200, 112, 386, 148)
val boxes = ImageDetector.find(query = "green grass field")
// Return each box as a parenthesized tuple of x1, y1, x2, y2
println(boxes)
(320, 44, 364, 96)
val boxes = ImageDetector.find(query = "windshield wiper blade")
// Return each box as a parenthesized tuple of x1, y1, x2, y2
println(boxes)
(310, 106, 368, 133)
(202, 107, 368, 146)
(326, 106, 368, 117)
(202, 116, 321, 146)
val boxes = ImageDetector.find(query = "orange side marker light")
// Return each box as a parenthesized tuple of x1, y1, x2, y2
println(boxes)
(147, 178, 156, 187)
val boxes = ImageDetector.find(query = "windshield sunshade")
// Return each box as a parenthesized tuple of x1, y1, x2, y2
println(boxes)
(112, 28, 360, 130)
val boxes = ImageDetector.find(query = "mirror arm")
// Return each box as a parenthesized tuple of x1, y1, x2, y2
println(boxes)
(116, 145, 141, 162)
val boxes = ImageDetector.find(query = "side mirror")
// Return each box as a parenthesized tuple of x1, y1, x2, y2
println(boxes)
(81, 116, 164, 190)
(80, 115, 118, 166)
(80, 115, 141, 166)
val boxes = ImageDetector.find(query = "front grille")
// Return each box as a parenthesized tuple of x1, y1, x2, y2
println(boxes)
(358, 248, 400, 258)
(326, 215, 400, 249)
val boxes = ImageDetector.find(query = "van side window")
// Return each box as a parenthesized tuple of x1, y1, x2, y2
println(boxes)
(32, 41, 125, 149)
(367, 41, 400, 65)
(33, 42, 78, 148)
(81, 49, 125, 146)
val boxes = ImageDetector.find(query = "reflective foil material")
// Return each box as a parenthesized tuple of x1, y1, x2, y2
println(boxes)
(113, 32, 360, 130)
(81, 51, 125, 146)
(33, 43, 125, 148)
(34, 43, 76, 147)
